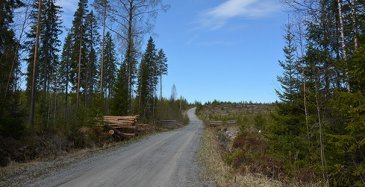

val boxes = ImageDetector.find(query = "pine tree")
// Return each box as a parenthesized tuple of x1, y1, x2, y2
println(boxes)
(156, 49, 168, 100)
(93, 0, 110, 96)
(69, 0, 88, 107)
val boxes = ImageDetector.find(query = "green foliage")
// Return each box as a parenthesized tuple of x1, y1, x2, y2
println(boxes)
(156, 97, 189, 123)
(276, 22, 299, 103)
(0, 117, 25, 139)
(0, 0, 24, 139)
(0, 0, 172, 167)
(112, 61, 129, 115)
(270, 1, 365, 185)
(349, 46, 365, 92)
(137, 37, 159, 121)
(102, 32, 117, 99)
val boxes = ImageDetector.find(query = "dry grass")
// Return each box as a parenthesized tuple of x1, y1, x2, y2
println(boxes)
(198, 127, 283, 187)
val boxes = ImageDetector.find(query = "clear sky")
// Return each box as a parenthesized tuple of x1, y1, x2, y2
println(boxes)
(58, 0, 288, 103)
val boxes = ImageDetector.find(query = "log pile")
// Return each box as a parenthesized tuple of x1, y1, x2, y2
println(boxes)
(103, 116, 139, 139)
(226, 120, 237, 125)
(209, 121, 223, 127)
(160, 120, 179, 129)
(209, 120, 237, 127)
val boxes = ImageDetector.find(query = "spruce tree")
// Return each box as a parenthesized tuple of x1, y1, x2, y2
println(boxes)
(269, 21, 310, 175)
(59, 33, 73, 119)
(112, 61, 129, 115)
(137, 37, 157, 121)
(276, 21, 298, 103)
(26, 0, 62, 126)
(103, 32, 117, 99)
(83, 11, 100, 105)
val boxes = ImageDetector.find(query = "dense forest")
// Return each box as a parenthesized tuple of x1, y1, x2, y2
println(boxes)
(0, 0, 188, 166)
(273, 0, 365, 185)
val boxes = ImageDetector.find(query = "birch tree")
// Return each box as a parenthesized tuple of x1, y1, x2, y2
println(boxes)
(108, 0, 168, 111)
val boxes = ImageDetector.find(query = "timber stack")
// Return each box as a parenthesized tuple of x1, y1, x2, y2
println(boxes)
(103, 116, 139, 139)
(160, 120, 179, 129)
(209, 121, 223, 127)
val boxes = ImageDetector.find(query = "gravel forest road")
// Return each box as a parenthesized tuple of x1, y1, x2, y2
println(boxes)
(28, 108, 204, 187)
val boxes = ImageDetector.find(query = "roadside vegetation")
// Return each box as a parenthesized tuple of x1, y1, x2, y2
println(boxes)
(197, 102, 319, 186)
(198, 107, 282, 187)
(198, 0, 365, 186)
(272, 1, 365, 186)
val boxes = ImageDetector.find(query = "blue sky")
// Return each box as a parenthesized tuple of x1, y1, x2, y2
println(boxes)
(58, 0, 288, 103)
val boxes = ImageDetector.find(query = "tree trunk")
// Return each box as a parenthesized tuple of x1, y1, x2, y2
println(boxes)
(100, 0, 107, 97)
(349, 0, 358, 49)
(77, 27, 83, 108)
(5, 2, 29, 100)
(53, 92, 57, 125)
(297, 21, 310, 140)
(127, 0, 134, 112)
(315, 71, 328, 185)
(337, 0, 351, 92)
(29, 0, 43, 127)
(65, 65, 69, 119)
(160, 74, 162, 101)
(303, 69, 309, 140)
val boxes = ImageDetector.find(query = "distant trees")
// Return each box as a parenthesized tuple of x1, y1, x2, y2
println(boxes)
(272, 0, 365, 185)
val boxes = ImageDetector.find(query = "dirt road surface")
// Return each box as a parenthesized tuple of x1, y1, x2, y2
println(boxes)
(27, 108, 205, 187)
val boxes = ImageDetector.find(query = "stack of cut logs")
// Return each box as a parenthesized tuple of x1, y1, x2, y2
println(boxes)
(160, 120, 178, 129)
(103, 116, 139, 139)
(209, 120, 237, 127)
(209, 121, 223, 127)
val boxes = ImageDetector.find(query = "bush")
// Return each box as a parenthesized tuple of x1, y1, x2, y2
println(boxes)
(0, 117, 26, 139)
